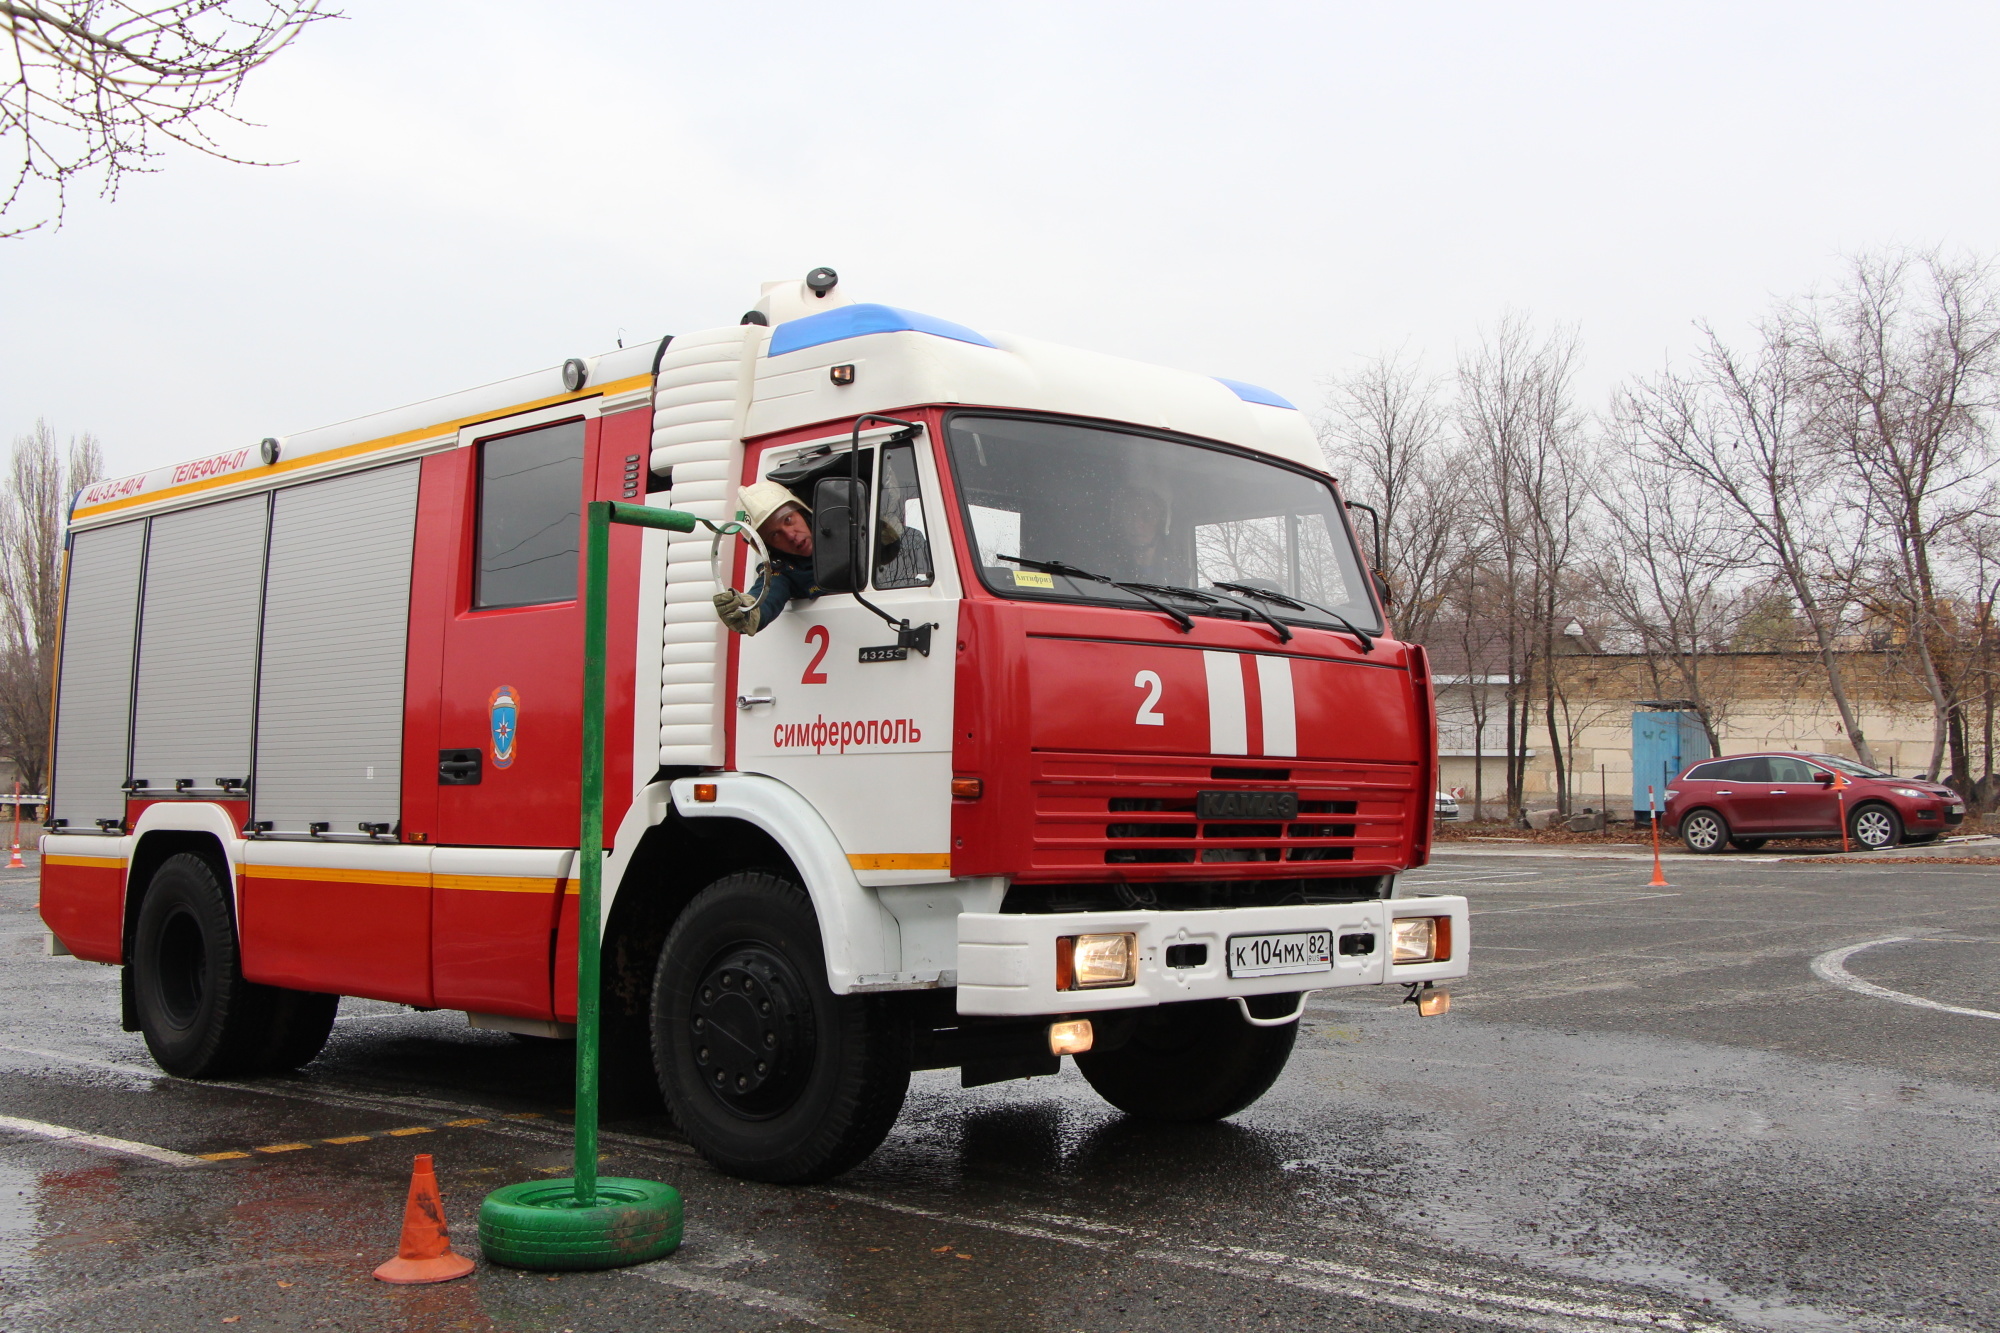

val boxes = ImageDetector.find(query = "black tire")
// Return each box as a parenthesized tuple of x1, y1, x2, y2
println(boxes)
(1728, 837, 1768, 851)
(1850, 803, 1902, 851)
(130, 852, 336, 1077)
(1074, 998, 1295, 1122)
(651, 872, 909, 1184)
(1680, 809, 1730, 854)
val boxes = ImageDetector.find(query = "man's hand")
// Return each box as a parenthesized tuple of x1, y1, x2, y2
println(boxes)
(713, 589, 761, 636)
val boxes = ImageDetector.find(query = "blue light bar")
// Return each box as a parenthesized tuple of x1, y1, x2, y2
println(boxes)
(767, 304, 999, 357)
(1214, 377, 1297, 410)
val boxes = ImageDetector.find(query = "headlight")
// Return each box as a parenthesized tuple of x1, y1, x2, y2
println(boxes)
(1890, 787, 1926, 799)
(1057, 933, 1136, 989)
(1392, 916, 1452, 964)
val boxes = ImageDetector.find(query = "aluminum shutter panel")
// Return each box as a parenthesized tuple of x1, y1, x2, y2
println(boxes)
(254, 463, 418, 833)
(130, 495, 268, 787)
(51, 522, 146, 827)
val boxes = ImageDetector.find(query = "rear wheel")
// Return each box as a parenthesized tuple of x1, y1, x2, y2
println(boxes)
(1850, 803, 1902, 851)
(131, 852, 335, 1077)
(1680, 809, 1730, 854)
(1075, 998, 1295, 1121)
(1728, 837, 1768, 851)
(651, 872, 909, 1183)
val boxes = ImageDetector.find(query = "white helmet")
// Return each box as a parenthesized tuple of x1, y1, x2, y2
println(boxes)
(740, 479, 808, 533)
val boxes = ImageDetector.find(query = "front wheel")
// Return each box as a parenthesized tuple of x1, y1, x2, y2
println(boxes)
(651, 872, 909, 1183)
(1850, 803, 1902, 851)
(1075, 998, 1295, 1121)
(1680, 809, 1730, 854)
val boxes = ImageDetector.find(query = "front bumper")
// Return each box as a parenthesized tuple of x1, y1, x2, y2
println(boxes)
(955, 897, 1469, 1017)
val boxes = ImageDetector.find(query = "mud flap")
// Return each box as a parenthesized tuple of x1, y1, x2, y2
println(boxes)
(120, 964, 138, 1032)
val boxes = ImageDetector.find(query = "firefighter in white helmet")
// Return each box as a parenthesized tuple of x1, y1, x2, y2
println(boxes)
(713, 479, 821, 636)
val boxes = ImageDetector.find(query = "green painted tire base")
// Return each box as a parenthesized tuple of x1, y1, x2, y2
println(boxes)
(478, 1178, 684, 1271)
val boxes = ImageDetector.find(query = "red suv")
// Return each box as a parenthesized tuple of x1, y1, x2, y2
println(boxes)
(1665, 751, 1964, 853)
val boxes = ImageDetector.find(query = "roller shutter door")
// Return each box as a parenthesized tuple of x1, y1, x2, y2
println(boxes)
(129, 495, 269, 788)
(50, 521, 146, 828)
(253, 463, 419, 833)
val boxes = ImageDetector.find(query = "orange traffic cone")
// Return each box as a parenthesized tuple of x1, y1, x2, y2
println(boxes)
(1646, 786, 1669, 887)
(6, 843, 22, 870)
(374, 1154, 476, 1284)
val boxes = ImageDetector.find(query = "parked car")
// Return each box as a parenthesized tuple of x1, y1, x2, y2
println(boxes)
(1664, 752, 1963, 853)
(1435, 791, 1460, 822)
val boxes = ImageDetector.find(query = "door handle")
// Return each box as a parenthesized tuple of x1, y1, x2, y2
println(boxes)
(1768, 789, 1787, 795)
(438, 749, 482, 785)
(1716, 790, 1733, 795)
(737, 688, 775, 710)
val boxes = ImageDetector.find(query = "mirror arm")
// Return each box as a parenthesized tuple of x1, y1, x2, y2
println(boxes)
(844, 413, 932, 653)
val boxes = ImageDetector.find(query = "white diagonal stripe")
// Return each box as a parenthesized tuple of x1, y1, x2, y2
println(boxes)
(1203, 651, 1247, 755)
(1256, 655, 1296, 757)
(0, 1113, 205, 1166)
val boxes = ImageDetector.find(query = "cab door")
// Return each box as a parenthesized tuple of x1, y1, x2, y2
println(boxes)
(732, 431, 959, 883)
(1752, 756, 1841, 833)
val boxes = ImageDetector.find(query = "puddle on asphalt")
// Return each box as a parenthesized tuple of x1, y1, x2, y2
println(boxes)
(0, 1161, 38, 1279)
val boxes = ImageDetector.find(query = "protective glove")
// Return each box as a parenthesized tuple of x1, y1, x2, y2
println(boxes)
(713, 589, 761, 636)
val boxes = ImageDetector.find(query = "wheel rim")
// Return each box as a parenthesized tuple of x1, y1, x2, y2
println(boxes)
(1855, 809, 1894, 848)
(155, 906, 206, 1029)
(688, 943, 816, 1119)
(1686, 815, 1721, 850)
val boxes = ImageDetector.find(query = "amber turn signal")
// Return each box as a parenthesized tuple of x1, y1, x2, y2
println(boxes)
(950, 777, 983, 799)
(691, 783, 717, 803)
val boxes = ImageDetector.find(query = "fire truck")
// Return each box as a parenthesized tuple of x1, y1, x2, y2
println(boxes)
(40, 269, 1467, 1183)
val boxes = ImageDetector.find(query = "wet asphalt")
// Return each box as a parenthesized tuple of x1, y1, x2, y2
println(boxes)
(0, 849, 1995, 1333)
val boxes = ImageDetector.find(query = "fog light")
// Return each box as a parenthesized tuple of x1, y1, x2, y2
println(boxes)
(1417, 990, 1451, 1016)
(1392, 916, 1450, 963)
(1048, 1019, 1093, 1055)
(1057, 933, 1136, 989)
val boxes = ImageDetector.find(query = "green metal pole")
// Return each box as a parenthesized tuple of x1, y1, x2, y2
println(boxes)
(574, 501, 697, 1206)
(574, 501, 612, 1204)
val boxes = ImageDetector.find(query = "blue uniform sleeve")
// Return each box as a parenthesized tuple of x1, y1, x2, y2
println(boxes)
(745, 560, 818, 629)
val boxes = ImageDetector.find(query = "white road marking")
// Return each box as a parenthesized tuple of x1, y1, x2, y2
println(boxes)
(1810, 937, 2000, 1021)
(1473, 893, 1681, 916)
(630, 1265, 894, 1333)
(0, 1112, 205, 1166)
(0, 1042, 161, 1080)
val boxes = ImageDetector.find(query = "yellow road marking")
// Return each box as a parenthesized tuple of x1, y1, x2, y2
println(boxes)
(322, 1135, 370, 1145)
(198, 1151, 250, 1161)
(386, 1127, 432, 1137)
(256, 1143, 311, 1154)
(444, 1118, 489, 1127)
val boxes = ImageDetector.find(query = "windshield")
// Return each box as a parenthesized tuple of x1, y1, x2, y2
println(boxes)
(1809, 754, 1892, 778)
(945, 415, 1380, 633)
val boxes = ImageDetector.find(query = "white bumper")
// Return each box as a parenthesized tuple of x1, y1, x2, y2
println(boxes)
(954, 896, 1469, 1017)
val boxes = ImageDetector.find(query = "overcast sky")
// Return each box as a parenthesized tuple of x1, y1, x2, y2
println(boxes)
(6, 1, 1998, 478)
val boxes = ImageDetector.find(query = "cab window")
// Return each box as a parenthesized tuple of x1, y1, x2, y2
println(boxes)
(872, 441, 934, 590)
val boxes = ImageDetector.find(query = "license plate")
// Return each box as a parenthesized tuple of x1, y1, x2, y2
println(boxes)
(1952, 803, 1965, 815)
(1227, 930, 1333, 978)
(1198, 790, 1299, 820)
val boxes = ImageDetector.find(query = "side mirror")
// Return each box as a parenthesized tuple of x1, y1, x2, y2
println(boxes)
(811, 477, 862, 592)
(1817, 773, 1835, 785)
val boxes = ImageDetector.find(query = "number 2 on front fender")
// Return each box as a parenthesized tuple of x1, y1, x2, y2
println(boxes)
(1133, 669, 1164, 726)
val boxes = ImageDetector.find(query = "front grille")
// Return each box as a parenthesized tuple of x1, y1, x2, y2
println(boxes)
(1028, 752, 1413, 879)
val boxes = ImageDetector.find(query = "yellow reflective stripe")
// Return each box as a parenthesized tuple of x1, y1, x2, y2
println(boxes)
(43, 855, 126, 870)
(240, 865, 428, 888)
(847, 853, 952, 871)
(72, 373, 654, 521)
(434, 874, 562, 895)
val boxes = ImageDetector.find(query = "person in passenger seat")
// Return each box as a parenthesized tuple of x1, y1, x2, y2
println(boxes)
(713, 480, 821, 636)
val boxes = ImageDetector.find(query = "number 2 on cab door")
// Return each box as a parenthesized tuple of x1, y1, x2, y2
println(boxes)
(1133, 669, 1165, 725)
(802, 625, 830, 684)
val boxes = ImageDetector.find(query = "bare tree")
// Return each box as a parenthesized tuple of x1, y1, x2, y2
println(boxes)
(1458, 314, 1589, 818)
(2, 1, 334, 236)
(1620, 321, 1882, 768)
(0, 419, 101, 792)
(1788, 248, 2000, 785)
(1318, 346, 1472, 646)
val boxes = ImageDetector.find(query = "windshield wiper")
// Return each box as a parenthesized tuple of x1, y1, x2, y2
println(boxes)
(1121, 582, 1292, 643)
(997, 555, 1194, 632)
(1212, 582, 1375, 653)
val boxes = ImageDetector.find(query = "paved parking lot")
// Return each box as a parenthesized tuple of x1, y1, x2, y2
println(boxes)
(2, 849, 1996, 1332)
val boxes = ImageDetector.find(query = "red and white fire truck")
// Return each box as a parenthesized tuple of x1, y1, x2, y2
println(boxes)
(40, 269, 1466, 1182)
